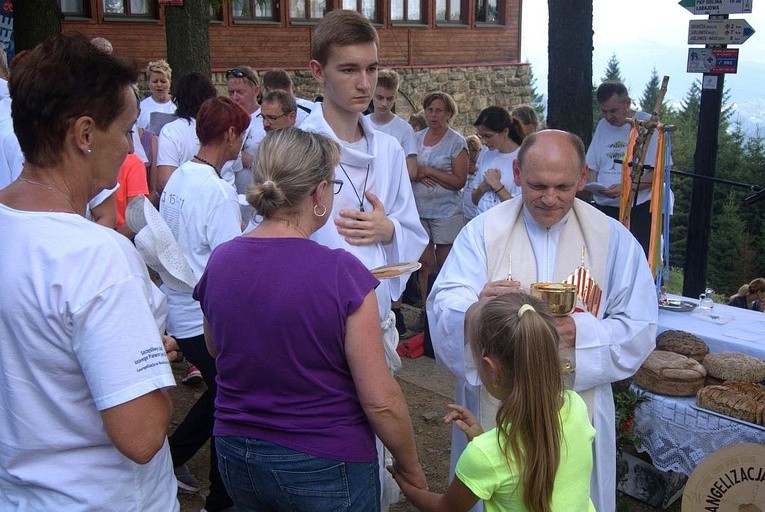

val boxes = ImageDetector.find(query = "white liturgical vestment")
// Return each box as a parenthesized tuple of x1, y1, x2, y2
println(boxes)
(427, 197, 657, 512)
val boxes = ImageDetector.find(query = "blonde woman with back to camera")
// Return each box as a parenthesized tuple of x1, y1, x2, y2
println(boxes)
(193, 127, 426, 512)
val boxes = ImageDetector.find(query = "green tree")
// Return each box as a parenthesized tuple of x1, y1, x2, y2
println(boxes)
(527, 63, 546, 123)
(666, 81, 702, 269)
(602, 53, 624, 83)
(639, 68, 671, 118)
(665, 80, 765, 286)
(707, 197, 747, 293)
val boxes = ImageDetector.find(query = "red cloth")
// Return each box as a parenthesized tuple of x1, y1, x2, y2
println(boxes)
(114, 153, 149, 230)
(396, 332, 425, 359)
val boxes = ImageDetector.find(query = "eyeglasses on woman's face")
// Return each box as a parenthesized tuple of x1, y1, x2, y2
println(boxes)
(311, 179, 343, 196)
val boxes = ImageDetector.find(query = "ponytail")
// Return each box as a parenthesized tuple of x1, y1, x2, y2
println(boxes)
(474, 294, 563, 512)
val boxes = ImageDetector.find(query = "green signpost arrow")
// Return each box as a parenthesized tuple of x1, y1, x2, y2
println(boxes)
(679, 0, 753, 15)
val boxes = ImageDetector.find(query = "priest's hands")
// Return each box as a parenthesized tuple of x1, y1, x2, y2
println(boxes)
(479, 278, 523, 298)
(336, 192, 394, 245)
(553, 314, 576, 349)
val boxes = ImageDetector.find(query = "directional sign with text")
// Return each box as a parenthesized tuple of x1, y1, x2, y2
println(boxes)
(679, 0, 753, 15)
(688, 19, 755, 44)
(687, 48, 739, 73)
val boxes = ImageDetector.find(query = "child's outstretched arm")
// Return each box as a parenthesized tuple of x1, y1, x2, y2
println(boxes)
(388, 466, 479, 512)
(444, 403, 483, 442)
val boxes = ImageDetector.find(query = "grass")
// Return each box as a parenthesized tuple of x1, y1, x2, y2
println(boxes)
(661, 267, 729, 304)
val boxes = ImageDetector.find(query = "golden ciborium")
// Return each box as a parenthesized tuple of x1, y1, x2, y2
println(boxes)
(529, 282, 577, 316)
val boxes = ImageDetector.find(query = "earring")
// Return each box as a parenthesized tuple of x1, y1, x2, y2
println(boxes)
(313, 204, 327, 217)
(86, 148, 92, 154)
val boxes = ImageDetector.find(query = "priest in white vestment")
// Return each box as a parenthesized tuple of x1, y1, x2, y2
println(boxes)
(427, 130, 657, 512)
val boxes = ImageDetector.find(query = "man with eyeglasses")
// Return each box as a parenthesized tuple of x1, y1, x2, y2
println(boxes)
(261, 69, 314, 127)
(259, 90, 297, 133)
(223, 66, 267, 222)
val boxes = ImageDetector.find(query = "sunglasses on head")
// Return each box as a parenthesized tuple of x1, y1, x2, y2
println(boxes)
(226, 68, 258, 86)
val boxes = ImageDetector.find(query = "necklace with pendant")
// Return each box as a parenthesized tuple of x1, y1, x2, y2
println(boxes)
(19, 177, 79, 213)
(339, 163, 370, 212)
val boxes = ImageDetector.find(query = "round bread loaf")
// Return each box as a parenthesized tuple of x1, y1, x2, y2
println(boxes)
(702, 352, 765, 383)
(655, 330, 709, 362)
(634, 350, 707, 396)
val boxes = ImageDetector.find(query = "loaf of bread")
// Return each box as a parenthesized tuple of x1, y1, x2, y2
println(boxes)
(634, 350, 707, 396)
(702, 352, 765, 383)
(655, 330, 709, 362)
(697, 382, 765, 425)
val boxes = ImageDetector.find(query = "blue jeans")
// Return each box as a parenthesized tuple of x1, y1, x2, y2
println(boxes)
(215, 436, 380, 512)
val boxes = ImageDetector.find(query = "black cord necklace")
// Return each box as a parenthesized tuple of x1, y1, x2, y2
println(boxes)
(339, 163, 371, 212)
(193, 154, 218, 175)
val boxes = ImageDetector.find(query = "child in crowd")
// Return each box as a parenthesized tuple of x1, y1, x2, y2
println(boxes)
(462, 134, 482, 222)
(367, 69, 418, 180)
(390, 293, 596, 512)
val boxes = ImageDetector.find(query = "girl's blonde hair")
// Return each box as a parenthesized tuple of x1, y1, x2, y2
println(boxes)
(247, 128, 339, 219)
(473, 293, 563, 512)
(465, 134, 482, 161)
(147, 59, 172, 80)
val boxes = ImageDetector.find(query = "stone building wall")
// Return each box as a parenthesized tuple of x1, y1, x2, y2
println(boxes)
(143, 63, 532, 136)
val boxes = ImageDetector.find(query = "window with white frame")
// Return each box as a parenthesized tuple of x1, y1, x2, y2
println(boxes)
(391, 0, 422, 22)
(103, 0, 156, 17)
(232, 0, 278, 21)
(436, 0, 462, 22)
(475, 0, 499, 23)
(341, 0, 378, 22)
(289, 0, 327, 21)
(59, 0, 87, 15)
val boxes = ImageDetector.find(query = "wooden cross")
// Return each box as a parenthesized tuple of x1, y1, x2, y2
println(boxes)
(619, 76, 675, 226)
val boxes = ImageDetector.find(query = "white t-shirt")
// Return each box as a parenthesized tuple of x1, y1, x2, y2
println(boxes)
(0, 115, 22, 190)
(586, 112, 656, 207)
(157, 117, 198, 169)
(295, 97, 314, 127)
(131, 125, 148, 165)
(413, 127, 467, 218)
(138, 95, 176, 132)
(367, 114, 418, 157)
(473, 148, 518, 215)
(160, 161, 242, 338)
(0, 205, 178, 512)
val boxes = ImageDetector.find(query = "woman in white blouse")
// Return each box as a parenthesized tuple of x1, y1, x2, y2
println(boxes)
(412, 92, 468, 304)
